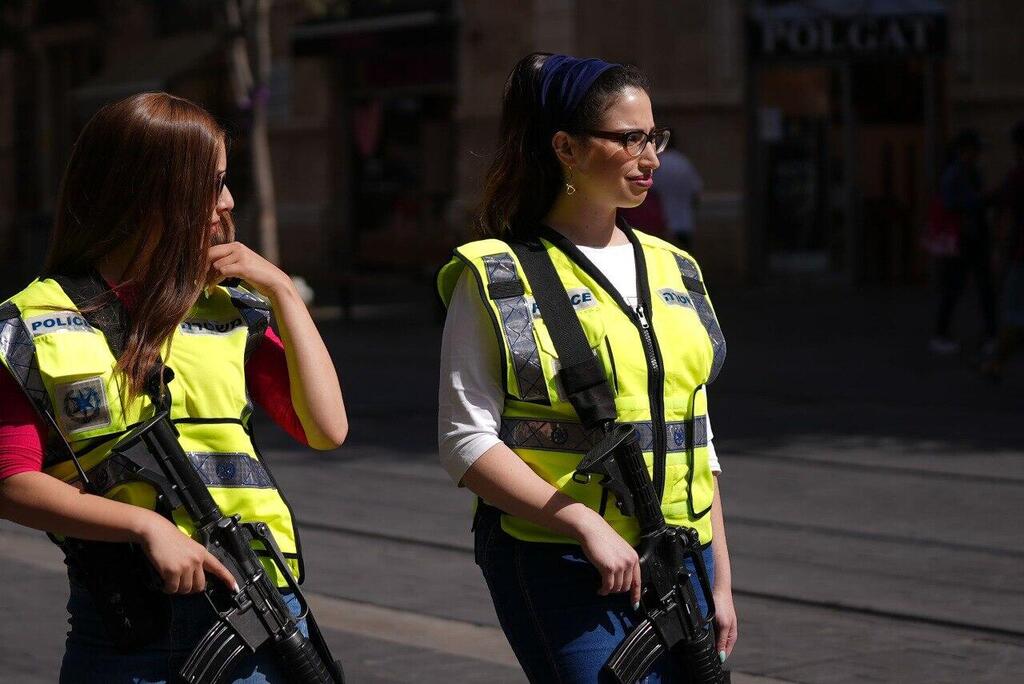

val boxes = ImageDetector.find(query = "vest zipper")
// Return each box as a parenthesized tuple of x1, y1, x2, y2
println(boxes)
(631, 301, 668, 500)
(636, 303, 650, 330)
(535, 225, 670, 501)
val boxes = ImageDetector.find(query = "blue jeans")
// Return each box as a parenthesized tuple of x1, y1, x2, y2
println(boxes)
(59, 581, 308, 683)
(475, 506, 715, 684)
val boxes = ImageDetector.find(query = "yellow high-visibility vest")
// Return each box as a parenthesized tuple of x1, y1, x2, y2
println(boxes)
(0, 277, 302, 586)
(437, 228, 726, 546)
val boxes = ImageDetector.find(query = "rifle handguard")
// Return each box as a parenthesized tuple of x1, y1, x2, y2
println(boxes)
(108, 410, 344, 684)
(576, 424, 664, 533)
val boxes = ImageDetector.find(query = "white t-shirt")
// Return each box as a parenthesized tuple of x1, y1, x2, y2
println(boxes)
(437, 241, 720, 484)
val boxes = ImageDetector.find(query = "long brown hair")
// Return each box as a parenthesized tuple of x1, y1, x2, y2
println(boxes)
(476, 53, 649, 239)
(46, 92, 224, 399)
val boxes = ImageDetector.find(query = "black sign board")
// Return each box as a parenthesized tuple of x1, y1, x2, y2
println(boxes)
(749, 11, 947, 59)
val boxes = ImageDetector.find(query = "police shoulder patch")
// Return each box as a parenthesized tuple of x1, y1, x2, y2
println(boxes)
(525, 287, 598, 320)
(179, 318, 246, 336)
(658, 288, 695, 310)
(25, 311, 94, 337)
(57, 376, 111, 435)
(565, 288, 598, 312)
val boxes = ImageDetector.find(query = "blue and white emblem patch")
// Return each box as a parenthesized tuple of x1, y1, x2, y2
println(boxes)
(25, 311, 94, 337)
(57, 376, 111, 434)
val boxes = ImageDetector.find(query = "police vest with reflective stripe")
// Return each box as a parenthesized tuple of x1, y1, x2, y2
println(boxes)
(437, 228, 726, 547)
(0, 278, 302, 587)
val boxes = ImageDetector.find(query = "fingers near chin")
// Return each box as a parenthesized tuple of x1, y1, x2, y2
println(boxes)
(213, 257, 239, 272)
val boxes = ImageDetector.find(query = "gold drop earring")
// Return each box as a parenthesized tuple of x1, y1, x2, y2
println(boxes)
(565, 166, 577, 196)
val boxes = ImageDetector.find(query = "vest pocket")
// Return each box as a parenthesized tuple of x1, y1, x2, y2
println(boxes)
(35, 336, 127, 439)
(662, 447, 713, 523)
(685, 386, 714, 519)
(687, 445, 715, 519)
(534, 312, 613, 404)
(662, 386, 714, 522)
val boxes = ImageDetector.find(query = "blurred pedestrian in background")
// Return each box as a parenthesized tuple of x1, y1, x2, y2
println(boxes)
(930, 128, 998, 355)
(437, 53, 736, 682)
(655, 136, 704, 252)
(981, 121, 1024, 379)
(618, 185, 668, 238)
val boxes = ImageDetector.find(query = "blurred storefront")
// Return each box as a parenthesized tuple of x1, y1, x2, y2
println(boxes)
(2, 1, 1024, 297)
(291, 0, 457, 293)
(454, 0, 1024, 286)
(747, 0, 948, 284)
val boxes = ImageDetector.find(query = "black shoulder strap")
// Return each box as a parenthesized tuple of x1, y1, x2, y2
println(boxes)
(50, 271, 171, 434)
(510, 239, 616, 430)
(50, 271, 131, 360)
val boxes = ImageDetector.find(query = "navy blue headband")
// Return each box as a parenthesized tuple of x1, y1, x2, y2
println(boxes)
(539, 55, 618, 132)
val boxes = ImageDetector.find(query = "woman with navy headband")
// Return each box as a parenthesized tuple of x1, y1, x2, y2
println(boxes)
(436, 54, 738, 681)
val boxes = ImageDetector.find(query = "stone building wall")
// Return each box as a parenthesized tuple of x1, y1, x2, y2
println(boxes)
(454, 0, 748, 281)
(947, 0, 1024, 182)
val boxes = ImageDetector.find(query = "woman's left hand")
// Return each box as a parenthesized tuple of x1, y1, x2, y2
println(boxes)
(207, 242, 290, 299)
(713, 586, 738, 660)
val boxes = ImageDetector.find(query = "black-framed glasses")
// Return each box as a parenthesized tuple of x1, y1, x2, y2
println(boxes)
(584, 128, 671, 157)
(215, 172, 227, 196)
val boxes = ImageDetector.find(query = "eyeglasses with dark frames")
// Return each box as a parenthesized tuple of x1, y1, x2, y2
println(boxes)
(215, 172, 227, 196)
(584, 128, 671, 157)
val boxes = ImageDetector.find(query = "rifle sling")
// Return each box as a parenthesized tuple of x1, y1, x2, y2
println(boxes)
(510, 239, 617, 430)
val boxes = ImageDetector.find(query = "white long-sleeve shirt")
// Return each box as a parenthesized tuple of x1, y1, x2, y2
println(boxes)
(437, 241, 720, 484)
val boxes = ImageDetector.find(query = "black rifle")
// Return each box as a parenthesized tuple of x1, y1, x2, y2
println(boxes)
(104, 410, 345, 684)
(576, 424, 729, 684)
(509, 237, 729, 682)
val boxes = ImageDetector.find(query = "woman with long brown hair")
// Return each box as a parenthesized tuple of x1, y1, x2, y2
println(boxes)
(0, 92, 347, 682)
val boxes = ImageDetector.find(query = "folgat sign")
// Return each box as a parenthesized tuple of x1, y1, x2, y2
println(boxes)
(750, 12, 947, 59)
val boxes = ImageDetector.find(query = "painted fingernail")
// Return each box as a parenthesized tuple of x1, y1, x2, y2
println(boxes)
(719, 650, 727, 663)
(632, 601, 641, 611)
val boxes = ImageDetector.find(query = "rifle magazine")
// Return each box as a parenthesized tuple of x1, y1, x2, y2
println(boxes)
(601, 616, 664, 684)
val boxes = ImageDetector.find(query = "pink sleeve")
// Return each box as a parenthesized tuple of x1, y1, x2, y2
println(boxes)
(246, 326, 309, 446)
(0, 369, 46, 480)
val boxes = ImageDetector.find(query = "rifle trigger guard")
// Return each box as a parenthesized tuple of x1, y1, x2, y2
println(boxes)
(572, 470, 592, 485)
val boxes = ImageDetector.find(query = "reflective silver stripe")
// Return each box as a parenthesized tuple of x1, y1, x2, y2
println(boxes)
(673, 255, 727, 383)
(187, 452, 276, 489)
(79, 450, 275, 494)
(0, 309, 75, 467)
(226, 286, 271, 362)
(225, 286, 269, 311)
(0, 312, 58, 424)
(499, 417, 708, 453)
(482, 253, 546, 403)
